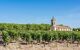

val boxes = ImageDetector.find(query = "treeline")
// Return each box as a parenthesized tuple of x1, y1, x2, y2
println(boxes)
(2, 30, 80, 46)
(73, 28, 80, 31)
(0, 23, 50, 31)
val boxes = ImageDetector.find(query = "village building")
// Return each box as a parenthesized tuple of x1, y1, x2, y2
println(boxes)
(51, 17, 72, 31)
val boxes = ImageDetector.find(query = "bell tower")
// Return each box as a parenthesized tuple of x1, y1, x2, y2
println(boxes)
(51, 16, 56, 30)
(51, 16, 56, 26)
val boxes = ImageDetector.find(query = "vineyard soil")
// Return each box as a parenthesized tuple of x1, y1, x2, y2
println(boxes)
(0, 42, 80, 50)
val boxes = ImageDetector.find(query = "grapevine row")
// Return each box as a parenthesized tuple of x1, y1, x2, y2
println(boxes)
(2, 30, 80, 46)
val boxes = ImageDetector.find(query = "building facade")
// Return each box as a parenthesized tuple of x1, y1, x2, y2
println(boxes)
(51, 17, 72, 31)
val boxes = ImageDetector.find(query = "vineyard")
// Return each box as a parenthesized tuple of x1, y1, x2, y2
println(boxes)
(1, 30, 80, 47)
(0, 23, 80, 48)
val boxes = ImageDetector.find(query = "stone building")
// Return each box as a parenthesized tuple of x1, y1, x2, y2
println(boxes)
(51, 17, 72, 31)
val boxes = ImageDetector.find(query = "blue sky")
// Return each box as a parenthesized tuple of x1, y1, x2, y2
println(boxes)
(0, 0, 80, 28)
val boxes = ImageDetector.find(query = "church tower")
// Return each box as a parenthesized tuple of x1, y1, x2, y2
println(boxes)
(51, 16, 56, 26)
(51, 16, 56, 30)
